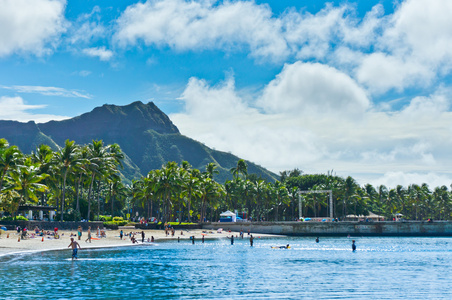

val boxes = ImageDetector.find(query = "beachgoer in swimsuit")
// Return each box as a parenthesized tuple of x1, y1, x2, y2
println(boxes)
(68, 237, 81, 260)
(85, 226, 91, 243)
(315, 237, 319, 243)
(141, 231, 145, 243)
(352, 240, 356, 251)
(250, 235, 254, 247)
(120, 230, 123, 240)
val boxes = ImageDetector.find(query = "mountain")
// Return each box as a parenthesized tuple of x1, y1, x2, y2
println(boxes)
(0, 101, 278, 183)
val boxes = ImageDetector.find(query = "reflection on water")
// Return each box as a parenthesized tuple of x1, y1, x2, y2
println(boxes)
(1, 237, 451, 299)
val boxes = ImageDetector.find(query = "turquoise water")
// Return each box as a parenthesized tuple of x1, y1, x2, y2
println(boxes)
(1, 236, 451, 299)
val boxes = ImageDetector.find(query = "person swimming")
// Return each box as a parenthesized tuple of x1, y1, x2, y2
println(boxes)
(272, 244, 290, 249)
(352, 240, 356, 251)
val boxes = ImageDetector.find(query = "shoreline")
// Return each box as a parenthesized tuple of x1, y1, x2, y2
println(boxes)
(0, 228, 266, 259)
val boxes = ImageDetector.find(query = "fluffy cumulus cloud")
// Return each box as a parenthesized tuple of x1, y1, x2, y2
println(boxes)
(0, 96, 69, 122)
(258, 62, 370, 116)
(0, 0, 67, 56)
(114, 0, 452, 93)
(171, 61, 452, 186)
(114, 0, 288, 61)
(356, 0, 452, 92)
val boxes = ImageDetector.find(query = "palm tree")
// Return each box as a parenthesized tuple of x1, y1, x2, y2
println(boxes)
(254, 179, 267, 221)
(180, 168, 201, 222)
(156, 161, 181, 222)
(205, 162, 219, 179)
(230, 159, 248, 179)
(6, 158, 48, 217)
(54, 140, 80, 221)
(85, 140, 109, 221)
(106, 173, 127, 217)
(31, 144, 55, 206)
(0, 141, 22, 192)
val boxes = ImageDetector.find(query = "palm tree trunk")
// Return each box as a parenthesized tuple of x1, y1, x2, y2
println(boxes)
(96, 181, 101, 221)
(60, 170, 68, 221)
(86, 174, 95, 221)
(75, 173, 82, 214)
(188, 191, 192, 222)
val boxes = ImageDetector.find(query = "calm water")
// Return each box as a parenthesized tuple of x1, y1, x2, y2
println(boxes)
(1, 236, 451, 299)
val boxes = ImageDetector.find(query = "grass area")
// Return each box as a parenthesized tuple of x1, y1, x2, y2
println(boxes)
(156, 222, 197, 226)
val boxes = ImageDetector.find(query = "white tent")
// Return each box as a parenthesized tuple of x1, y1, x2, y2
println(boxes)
(220, 210, 236, 222)
(220, 211, 235, 217)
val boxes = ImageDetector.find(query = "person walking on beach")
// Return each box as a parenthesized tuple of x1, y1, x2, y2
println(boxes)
(85, 226, 92, 243)
(68, 237, 81, 260)
(141, 231, 145, 243)
(120, 230, 123, 240)
(352, 240, 356, 251)
(250, 235, 254, 247)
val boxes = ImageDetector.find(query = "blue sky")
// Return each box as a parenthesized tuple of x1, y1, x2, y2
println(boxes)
(1, 0, 452, 188)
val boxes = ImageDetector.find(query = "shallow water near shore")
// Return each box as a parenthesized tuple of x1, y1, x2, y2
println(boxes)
(1, 236, 451, 299)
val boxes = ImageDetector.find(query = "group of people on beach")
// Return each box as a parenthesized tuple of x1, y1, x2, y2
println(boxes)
(14, 226, 61, 240)
(66, 226, 358, 260)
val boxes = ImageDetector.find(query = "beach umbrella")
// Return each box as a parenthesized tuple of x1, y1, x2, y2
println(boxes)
(1, 226, 6, 231)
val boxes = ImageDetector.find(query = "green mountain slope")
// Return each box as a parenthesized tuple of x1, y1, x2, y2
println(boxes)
(0, 101, 278, 182)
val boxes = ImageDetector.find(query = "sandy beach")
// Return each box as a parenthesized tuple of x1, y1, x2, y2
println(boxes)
(0, 227, 267, 258)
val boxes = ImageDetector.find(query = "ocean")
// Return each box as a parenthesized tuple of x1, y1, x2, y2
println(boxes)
(1, 236, 451, 299)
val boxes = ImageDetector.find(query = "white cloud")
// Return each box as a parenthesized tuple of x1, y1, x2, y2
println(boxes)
(0, 0, 67, 57)
(0, 96, 69, 123)
(369, 172, 452, 190)
(113, 0, 452, 94)
(356, 0, 452, 92)
(258, 62, 370, 116)
(82, 46, 113, 61)
(1, 85, 91, 98)
(114, 0, 288, 61)
(68, 6, 107, 45)
(171, 61, 452, 187)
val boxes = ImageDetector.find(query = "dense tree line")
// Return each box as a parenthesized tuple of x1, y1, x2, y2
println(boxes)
(0, 139, 451, 222)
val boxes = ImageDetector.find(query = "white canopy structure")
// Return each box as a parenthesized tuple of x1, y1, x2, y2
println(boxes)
(220, 211, 236, 222)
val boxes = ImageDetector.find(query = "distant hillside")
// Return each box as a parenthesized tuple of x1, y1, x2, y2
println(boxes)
(0, 101, 278, 183)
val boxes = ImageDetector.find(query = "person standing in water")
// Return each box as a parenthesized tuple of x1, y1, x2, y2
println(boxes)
(250, 235, 254, 247)
(85, 226, 91, 243)
(141, 231, 145, 243)
(68, 238, 81, 260)
(231, 235, 234, 245)
(352, 240, 356, 251)
(315, 237, 319, 243)
(77, 226, 82, 241)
